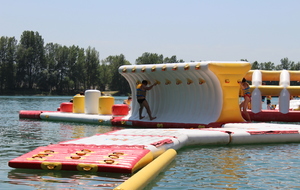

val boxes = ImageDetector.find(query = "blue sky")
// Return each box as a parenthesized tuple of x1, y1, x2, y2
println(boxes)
(1, 0, 300, 65)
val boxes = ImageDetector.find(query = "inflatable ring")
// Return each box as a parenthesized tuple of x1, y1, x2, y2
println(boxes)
(46, 165, 56, 170)
(81, 149, 92, 153)
(108, 154, 119, 159)
(32, 155, 44, 159)
(82, 166, 92, 171)
(76, 152, 86, 156)
(104, 159, 115, 164)
(70, 155, 81, 159)
(43, 150, 54, 154)
(112, 152, 124, 155)
(34, 153, 48, 158)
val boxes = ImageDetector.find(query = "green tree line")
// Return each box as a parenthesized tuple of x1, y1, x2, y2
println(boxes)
(0, 31, 299, 95)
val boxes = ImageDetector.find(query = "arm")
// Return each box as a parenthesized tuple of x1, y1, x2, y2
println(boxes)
(145, 82, 158, 90)
(238, 81, 243, 89)
(239, 82, 248, 90)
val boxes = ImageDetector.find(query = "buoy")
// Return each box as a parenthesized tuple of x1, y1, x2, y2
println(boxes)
(112, 104, 129, 116)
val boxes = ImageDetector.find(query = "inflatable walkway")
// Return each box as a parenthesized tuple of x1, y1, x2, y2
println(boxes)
(9, 123, 300, 174)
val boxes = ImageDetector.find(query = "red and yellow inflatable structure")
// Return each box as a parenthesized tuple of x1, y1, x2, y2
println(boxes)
(19, 61, 300, 126)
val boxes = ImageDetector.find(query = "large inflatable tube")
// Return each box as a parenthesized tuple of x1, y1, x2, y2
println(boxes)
(119, 61, 250, 124)
(115, 149, 177, 190)
(19, 110, 56, 119)
(245, 70, 300, 81)
(19, 110, 43, 119)
(40, 112, 112, 124)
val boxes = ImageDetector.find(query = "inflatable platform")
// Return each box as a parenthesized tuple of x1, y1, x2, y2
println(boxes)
(19, 61, 300, 126)
(20, 61, 250, 128)
(244, 70, 300, 122)
(9, 122, 300, 174)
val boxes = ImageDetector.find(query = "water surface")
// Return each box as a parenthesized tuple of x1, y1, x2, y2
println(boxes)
(1, 96, 300, 189)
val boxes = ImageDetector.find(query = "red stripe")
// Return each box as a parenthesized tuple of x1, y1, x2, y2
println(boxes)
(248, 130, 299, 135)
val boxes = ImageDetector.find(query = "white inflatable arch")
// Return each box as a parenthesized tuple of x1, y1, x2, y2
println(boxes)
(119, 61, 250, 125)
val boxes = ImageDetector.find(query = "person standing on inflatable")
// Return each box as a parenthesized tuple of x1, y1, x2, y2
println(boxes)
(238, 78, 251, 122)
(136, 80, 158, 120)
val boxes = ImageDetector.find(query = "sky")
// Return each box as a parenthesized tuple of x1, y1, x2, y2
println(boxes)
(1, 0, 300, 65)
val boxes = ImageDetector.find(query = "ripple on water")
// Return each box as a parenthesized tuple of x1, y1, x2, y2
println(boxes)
(2, 96, 300, 189)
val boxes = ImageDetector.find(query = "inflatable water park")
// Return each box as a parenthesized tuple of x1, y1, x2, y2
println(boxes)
(19, 61, 300, 127)
(13, 61, 300, 189)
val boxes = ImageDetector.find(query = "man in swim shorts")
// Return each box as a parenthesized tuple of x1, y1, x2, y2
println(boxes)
(136, 80, 158, 120)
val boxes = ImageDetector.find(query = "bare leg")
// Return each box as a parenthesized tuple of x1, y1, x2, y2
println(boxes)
(139, 103, 144, 119)
(142, 100, 156, 120)
(239, 101, 244, 110)
(243, 96, 251, 122)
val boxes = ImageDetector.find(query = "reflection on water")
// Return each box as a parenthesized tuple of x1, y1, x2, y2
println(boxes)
(147, 145, 300, 190)
(7, 169, 130, 189)
(2, 96, 300, 189)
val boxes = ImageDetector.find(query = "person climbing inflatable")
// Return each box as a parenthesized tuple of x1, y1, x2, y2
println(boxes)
(136, 80, 158, 120)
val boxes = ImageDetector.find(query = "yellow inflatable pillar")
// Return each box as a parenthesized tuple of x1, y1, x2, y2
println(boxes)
(99, 96, 115, 115)
(208, 62, 251, 123)
(72, 95, 85, 113)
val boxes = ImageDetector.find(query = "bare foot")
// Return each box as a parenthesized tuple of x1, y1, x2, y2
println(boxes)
(139, 116, 145, 120)
(150, 117, 156, 120)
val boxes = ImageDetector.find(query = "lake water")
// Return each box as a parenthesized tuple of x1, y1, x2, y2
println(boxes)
(1, 96, 300, 189)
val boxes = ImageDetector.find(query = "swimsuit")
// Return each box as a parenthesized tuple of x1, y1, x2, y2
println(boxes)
(137, 86, 146, 104)
(137, 99, 146, 104)
(243, 86, 251, 98)
(267, 97, 271, 104)
(136, 88, 146, 98)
